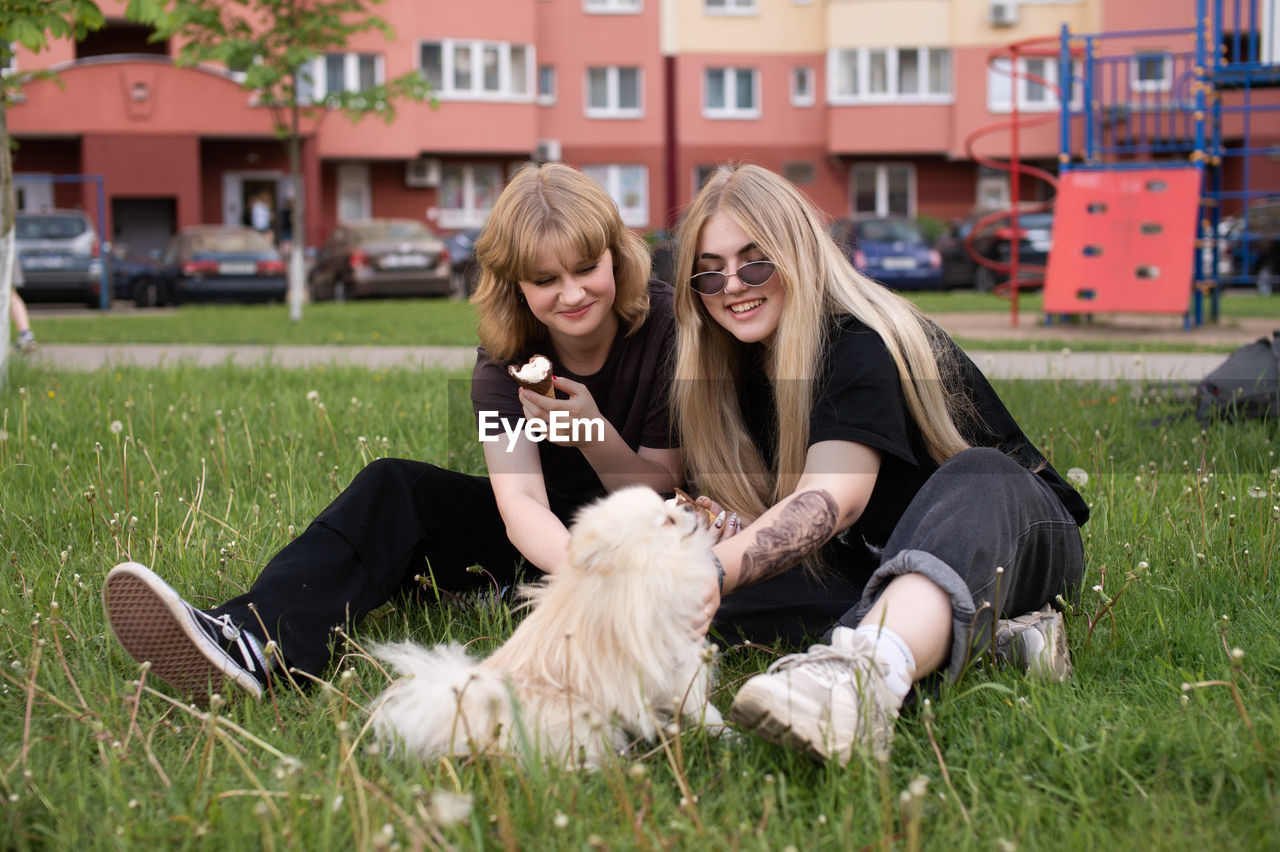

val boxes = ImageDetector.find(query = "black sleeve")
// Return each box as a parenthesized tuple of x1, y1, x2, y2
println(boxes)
(808, 325, 918, 466)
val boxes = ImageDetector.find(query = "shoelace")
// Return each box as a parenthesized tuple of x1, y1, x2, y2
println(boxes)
(194, 609, 265, 675)
(766, 642, 878, 688)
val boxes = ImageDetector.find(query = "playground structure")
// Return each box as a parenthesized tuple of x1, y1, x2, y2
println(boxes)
(980, 0, 1280, 326)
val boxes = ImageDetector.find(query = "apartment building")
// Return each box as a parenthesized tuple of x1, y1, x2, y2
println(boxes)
(7, 0, 1278, 260)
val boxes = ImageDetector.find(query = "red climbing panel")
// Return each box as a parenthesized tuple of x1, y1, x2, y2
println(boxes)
(1042, 166, 1202, 315)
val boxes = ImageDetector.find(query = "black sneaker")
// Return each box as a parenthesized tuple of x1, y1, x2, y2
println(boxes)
(104, 562, 270, 700)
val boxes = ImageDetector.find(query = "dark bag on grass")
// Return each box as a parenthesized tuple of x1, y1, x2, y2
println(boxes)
(1195, 330, 1280, 424)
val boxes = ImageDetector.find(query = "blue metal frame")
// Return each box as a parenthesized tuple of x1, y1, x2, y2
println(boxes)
(13, 173, 110, 310)
(1057, 0, 1280, 325)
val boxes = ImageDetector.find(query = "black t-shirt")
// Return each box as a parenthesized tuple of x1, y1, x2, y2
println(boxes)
(470, 281, 677, 506)
(738, 314, 1089, 573)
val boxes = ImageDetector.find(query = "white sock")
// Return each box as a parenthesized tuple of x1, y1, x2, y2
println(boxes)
(854, 624, 915, 698)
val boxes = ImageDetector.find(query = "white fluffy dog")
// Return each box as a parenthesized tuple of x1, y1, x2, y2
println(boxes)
(369, 486, 723, 768)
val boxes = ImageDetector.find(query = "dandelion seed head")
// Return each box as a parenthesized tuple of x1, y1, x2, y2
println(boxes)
(428, 790, 472, 826)
(553, 811, 569, 829)
(1231, 647, 1245, 661)
(1066, 467, 1089, 488)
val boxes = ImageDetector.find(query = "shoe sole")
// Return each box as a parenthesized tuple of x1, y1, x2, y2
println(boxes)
(103, 562, 263, 700)
(729, 679, 842, 765)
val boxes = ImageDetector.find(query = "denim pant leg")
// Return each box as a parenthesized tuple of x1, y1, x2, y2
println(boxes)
(208, 457, 530, 678)
(832, 446, 1086, 681)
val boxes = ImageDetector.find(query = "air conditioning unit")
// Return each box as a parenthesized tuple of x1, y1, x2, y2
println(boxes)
(989, 0, 1018, 27)
(405, 158, 441, 188)
(534, 139, 562, 164)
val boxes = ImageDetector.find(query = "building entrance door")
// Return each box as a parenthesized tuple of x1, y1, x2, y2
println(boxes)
(222, 171, 287, 233)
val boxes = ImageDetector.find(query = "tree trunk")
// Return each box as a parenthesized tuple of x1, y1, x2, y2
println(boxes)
(1, 88, 16, 383)
(287, 95, 305, 322)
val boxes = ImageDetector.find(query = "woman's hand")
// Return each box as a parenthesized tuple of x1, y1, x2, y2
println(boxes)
(518, 376, 604, 449)
(695, 495, 747, 542)
(691, 563, 722, 639)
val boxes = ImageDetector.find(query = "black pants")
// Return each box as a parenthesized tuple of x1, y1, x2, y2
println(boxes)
(715, 447, 1086, 675)
(208, 458, 580, 678)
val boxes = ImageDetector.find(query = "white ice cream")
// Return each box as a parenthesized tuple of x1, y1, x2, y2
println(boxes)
(509, 354, 552, 384)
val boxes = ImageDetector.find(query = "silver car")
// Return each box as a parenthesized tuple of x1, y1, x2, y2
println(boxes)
(15, 210, 106, 308)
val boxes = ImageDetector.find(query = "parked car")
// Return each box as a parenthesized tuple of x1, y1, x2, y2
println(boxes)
(830, 217, 943, 291)
(310, 219, 451, 301)
(14, 209, 106, 307)
(131, 225, 286, 307)
(444, 227, 483, 297)
(108, 244, 161, 303)
(1220, 200, 1280, 295)
(937, 208, 1055, 292)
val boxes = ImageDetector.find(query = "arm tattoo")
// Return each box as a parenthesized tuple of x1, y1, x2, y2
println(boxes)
(738, 490, 839, 588)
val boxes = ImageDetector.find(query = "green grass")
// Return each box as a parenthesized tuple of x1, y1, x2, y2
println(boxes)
(26, 299, 483, 347)
(2, 360, 1278, 849)
(908, 289, 1280, 318)
(18, 289, 1278, 352)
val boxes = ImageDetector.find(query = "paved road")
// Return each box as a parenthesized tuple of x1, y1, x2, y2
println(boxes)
(15, 341, 1232, 382)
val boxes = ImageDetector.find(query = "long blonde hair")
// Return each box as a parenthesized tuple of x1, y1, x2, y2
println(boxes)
(672, 163, 972, 523)
(471, 163, 652, 363)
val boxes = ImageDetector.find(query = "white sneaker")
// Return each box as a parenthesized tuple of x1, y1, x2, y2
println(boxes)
(103, 562, 269, 700)
(728, 627, 903, 766)
(993, 605, 1072, 682)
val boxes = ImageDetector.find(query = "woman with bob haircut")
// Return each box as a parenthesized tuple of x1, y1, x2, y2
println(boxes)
(103, 162, 684, 701)
(673, 163, 1088, 766)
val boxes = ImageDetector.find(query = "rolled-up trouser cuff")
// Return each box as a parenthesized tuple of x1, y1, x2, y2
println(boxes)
(840, 548, 977, 683)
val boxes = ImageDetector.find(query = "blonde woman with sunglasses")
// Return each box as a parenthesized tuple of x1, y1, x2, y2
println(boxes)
(673, 164, 1088, 766)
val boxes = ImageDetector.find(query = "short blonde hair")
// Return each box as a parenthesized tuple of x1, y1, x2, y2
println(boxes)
(471, 163, 652, 363)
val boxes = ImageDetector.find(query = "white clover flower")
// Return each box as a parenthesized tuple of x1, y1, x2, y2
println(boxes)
(429, 791, 473, 827)
(1066, 467, 1089, 488)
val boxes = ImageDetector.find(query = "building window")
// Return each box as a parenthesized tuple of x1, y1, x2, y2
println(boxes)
(298, 53, 382, 102)
(583, 164, 648, 227)
(439, 163, 503, 228)
(418, 40, 534, 101)
(791, 67, 815, 107)
(828, 47, 952, 103)
(585, 0, 641, 11)
(2, 43, 15, 76)
(586, 66, 642, 117)
(538, 65, 557, 104)
(694, 165, 718, 194)
(704, 67, 759, 119)
(1132, 51, 1173, 92)
(976, 169, 1010, 209)
(783, 161, 816, 185)
(706, 0, 757, 14)
(852, 164, 914, 217)
(987, 56, 1060, 112)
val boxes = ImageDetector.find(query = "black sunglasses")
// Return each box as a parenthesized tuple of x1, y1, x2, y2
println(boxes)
(688, 260, 777, 296)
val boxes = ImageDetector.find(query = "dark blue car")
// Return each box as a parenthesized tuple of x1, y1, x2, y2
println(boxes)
(831, 217, 943, 291)
(132, 225, 286, 307)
